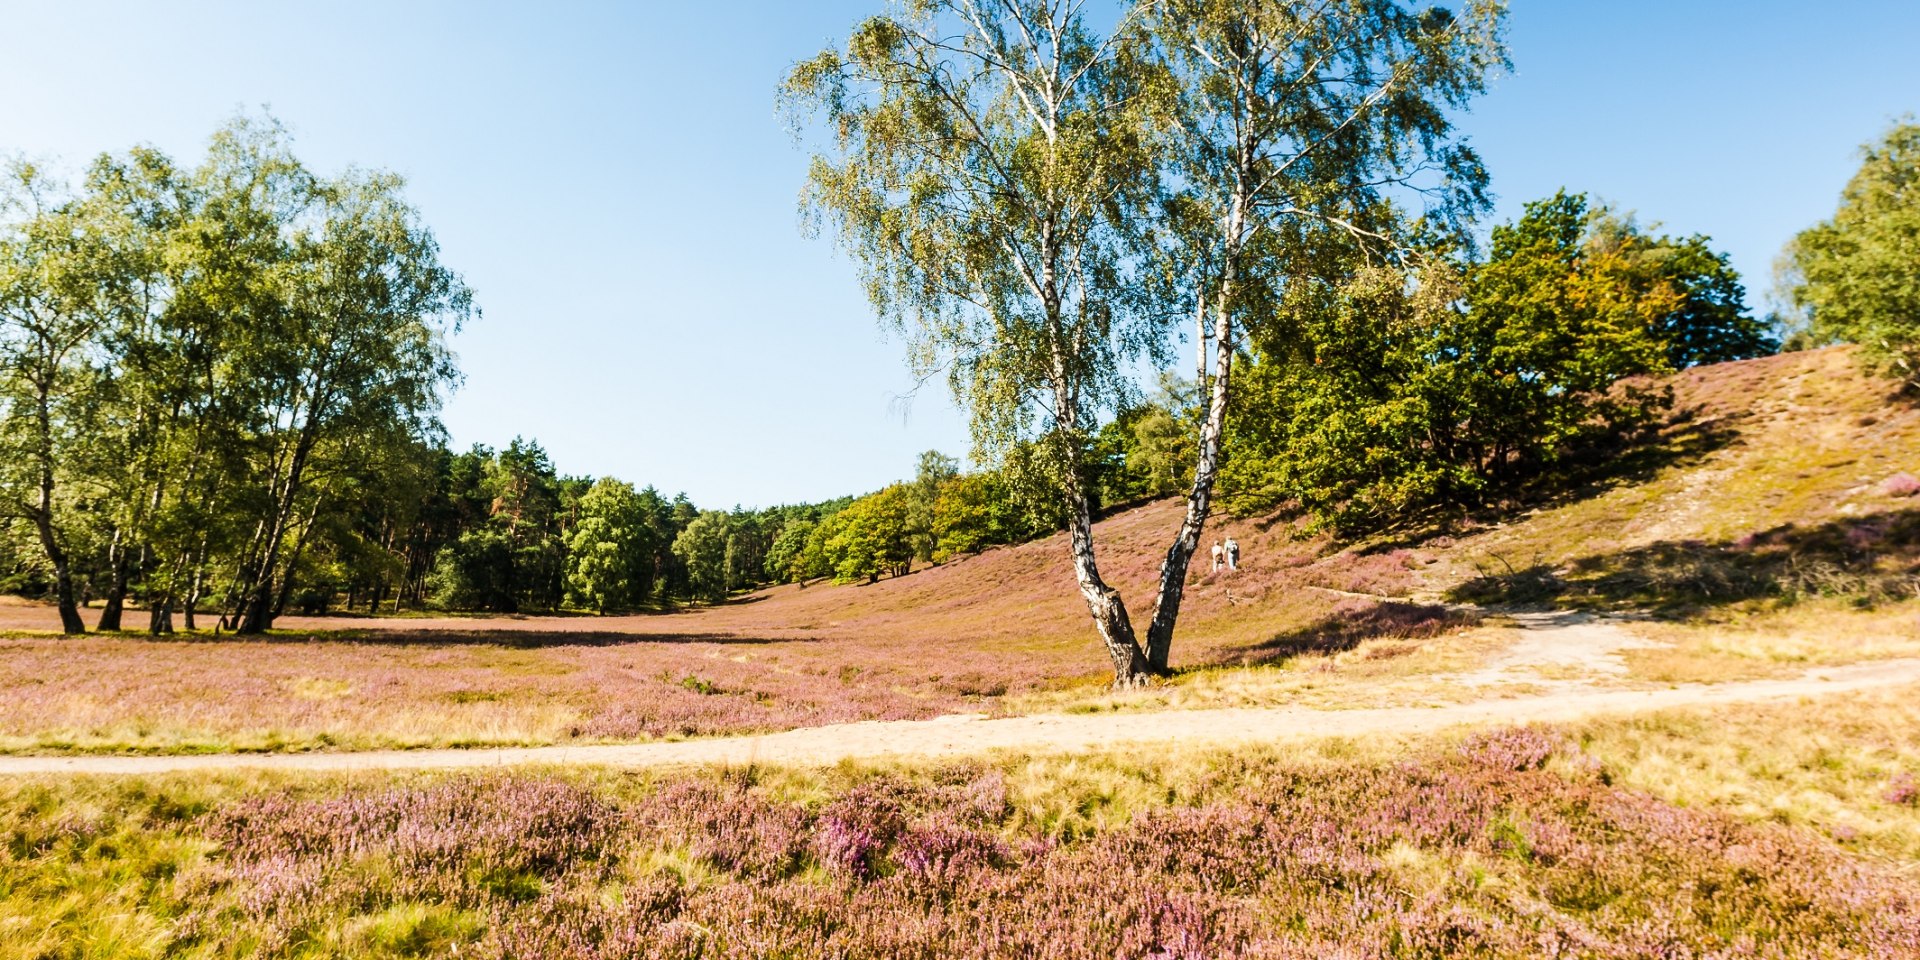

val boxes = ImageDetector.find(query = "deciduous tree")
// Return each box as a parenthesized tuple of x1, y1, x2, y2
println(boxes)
(1137, 0, 1506, 673)
(1782, 120, 1920, 389)
(788, 0, 1166, 682)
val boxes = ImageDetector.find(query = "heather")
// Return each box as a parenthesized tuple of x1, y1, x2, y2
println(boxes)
(0, 503, 1480, 755)
(7, 725, 1919, 959)
(1577, 682, 1920, 862)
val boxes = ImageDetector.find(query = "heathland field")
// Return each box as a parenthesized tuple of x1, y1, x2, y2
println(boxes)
(0, 348, 1913, 757)
(4, 347, 1920, 958)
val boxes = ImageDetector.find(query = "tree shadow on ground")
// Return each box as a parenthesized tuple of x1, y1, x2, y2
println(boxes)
(1194, 598, 1477, 670)
(190, 629, 800, 649)
(1447, 507, 1920, 614)
(1354, 402, 1748, 554)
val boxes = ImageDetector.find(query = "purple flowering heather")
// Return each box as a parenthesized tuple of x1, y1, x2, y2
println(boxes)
(169, 730, 1920, 958)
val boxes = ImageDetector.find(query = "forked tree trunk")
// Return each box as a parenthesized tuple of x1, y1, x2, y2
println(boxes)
(236, 439, 319, 634)
(1065, 478, 1154, 687)
(148, 557, 177, 635)
(148, 591, 174, 635)
(1048, 360, 1154, 687)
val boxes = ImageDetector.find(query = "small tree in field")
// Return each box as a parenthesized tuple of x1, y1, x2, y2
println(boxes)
(565, 478, 649, 614)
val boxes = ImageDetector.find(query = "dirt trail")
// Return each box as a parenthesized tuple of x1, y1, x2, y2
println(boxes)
(4, 658, 1915, 777)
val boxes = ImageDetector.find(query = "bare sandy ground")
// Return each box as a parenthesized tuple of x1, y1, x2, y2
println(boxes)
(1454, 610, 1661, 687)
(4, 657, 1914, 777)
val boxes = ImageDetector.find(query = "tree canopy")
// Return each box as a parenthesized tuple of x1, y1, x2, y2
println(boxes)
(1222, 191, 1695, 530)
(1782, 119, 1920, 390)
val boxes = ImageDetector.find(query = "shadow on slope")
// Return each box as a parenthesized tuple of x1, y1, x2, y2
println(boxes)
(1355, 386, 1746, 554)
(1447, 508, 1920, 614)
(153, 628, 795, 649)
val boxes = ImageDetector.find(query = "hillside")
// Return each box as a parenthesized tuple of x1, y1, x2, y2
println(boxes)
(542, 343, 1917, 652)
(1428, 345, 1920, 611)
(697, 344, 1918, 639)
(0, 346, 1913, 756)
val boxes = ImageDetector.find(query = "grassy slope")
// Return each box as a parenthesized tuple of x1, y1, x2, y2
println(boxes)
(1429, 345, 1920, 599)
(712, 345, 1919, 640)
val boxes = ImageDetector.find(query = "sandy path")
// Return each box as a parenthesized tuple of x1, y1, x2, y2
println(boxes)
(4, 658, 1915, 777)
(1453, 610, 1659, 686)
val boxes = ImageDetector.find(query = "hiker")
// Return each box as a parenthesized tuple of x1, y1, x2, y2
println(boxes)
(1225, 537, 1240, 571)
(1210, 540, 1224, 572)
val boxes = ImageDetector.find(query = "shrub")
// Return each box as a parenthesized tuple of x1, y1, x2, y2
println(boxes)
(1887, 772, 1920, 807)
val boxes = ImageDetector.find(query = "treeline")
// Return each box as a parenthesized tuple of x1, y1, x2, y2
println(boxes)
(365, 437, 845, 615)
(760, 412, 1218, 589)
(0, 116, 835, 632)
(764, 451, 1050, 586)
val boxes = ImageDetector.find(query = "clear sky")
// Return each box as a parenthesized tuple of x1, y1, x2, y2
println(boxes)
(2, 1, 1915, 508)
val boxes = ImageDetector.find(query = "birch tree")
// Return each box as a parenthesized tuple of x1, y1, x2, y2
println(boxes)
(1136, 0, 1506, 671)
(208, 119, 470, 633)
(787, 0, 1169, 684)
(790, 0, 1503, 686)
(83, 148, 190, 631)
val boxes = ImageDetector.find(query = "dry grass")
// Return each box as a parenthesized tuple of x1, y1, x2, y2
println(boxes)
(1010, 610, 1508, 715)
(1617, 598, 1920, 684)
(1433, 347, 1920, 611)
(1576, 682, 1920, 868)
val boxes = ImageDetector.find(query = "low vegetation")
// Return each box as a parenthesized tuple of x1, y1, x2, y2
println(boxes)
(8, 690, 1920, 959)
(0, 341, 1914, 755)
(1578, 684, 1920, 863)
(0, 521, 1480, 755)
(1617, 599, 1920, 684)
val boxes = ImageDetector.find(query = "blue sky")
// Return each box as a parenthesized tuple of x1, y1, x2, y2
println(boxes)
(2, 1, 1915, 507)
